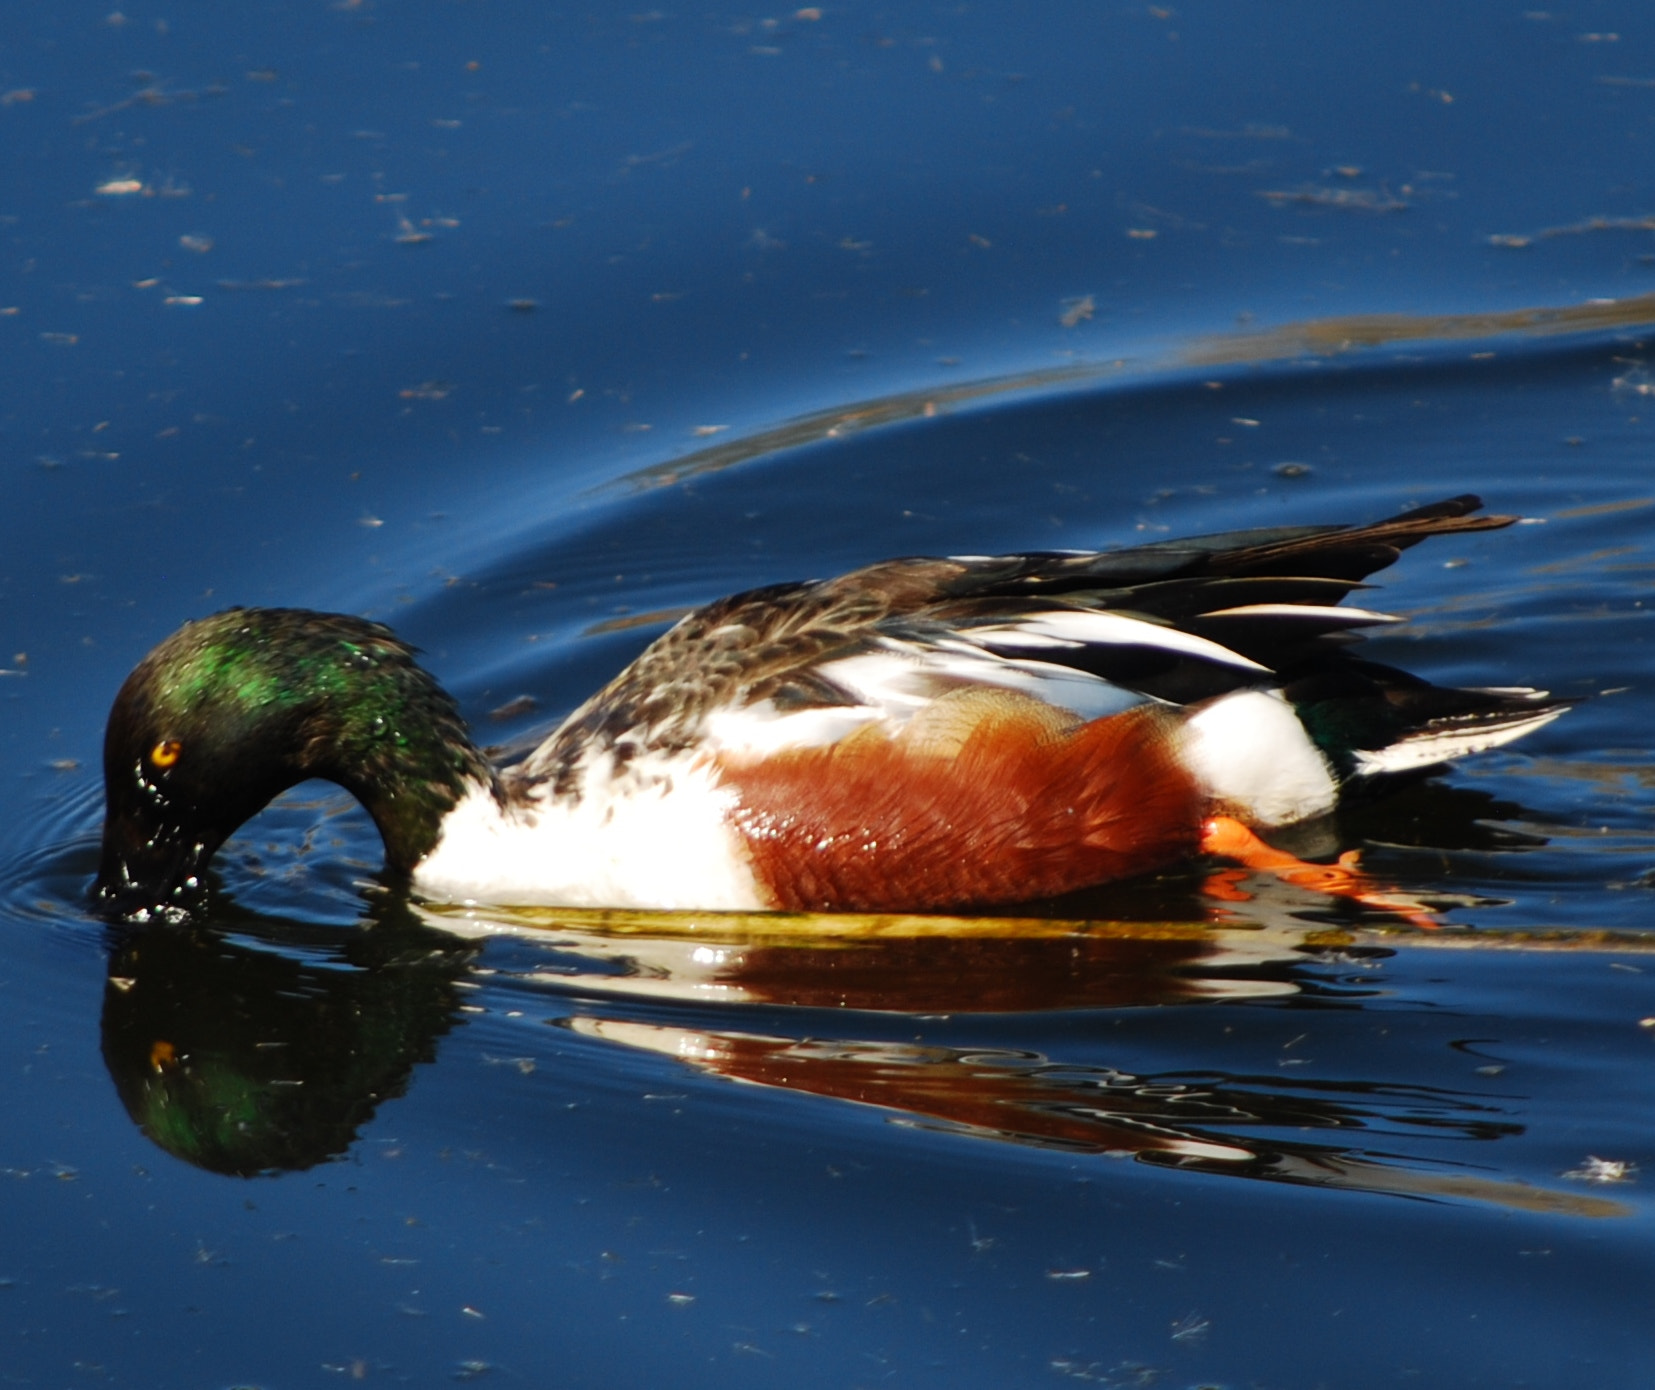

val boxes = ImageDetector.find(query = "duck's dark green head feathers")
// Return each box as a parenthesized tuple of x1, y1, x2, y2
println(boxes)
(94, 608, 492, 921)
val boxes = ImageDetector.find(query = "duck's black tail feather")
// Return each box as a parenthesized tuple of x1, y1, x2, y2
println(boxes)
(1205, 494, 1515, 582)
(981, 494, 1515, 597)
(1284, 656, 1574, 782)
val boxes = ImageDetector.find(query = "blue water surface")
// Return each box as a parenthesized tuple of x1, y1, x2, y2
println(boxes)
(3, 4, 1655, 1387)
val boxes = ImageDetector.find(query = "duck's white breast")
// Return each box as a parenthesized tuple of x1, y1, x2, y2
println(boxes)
(412, 756, 766, 911)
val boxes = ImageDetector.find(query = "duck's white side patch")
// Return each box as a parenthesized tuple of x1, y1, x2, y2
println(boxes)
(413, 760, 765, 911)
(814, 644, 1146, 725)
(702, 647, 1145, 758)
(702, 700, 884, 756)
(1180, 689, 1337, 827)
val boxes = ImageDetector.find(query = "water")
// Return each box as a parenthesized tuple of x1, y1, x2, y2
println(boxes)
(3, 4, 1655, 1386)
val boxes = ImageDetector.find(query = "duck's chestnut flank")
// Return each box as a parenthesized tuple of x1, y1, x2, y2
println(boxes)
(721, 695, 1202, 911)
(94, 496, 1569, 923)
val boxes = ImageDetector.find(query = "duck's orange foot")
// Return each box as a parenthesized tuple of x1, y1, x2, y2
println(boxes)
(1199, 815, 1440, 929)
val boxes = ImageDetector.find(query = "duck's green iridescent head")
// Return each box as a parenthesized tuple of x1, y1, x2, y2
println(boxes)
(94, 608, 493, 921)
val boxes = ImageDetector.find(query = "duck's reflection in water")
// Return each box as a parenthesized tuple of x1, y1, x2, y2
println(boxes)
(98, 892, 1626, 1216)
(100, 911, 473, 1177)
(569, 1016, 1621, 1216)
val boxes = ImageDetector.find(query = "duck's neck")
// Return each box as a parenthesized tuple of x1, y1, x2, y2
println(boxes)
(304, 675, 498, 873)
(171, 609, 498, 871)
(275, 621, 497, 870)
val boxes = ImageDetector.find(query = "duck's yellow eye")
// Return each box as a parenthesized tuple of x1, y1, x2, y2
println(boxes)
(149, 739, 183, 769)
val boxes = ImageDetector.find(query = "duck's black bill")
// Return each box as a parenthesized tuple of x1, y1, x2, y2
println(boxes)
(93, 820, 214, 923)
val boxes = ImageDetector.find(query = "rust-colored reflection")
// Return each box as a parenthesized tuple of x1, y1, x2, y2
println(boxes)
(570, 1015, 1627, 1217)
(426, 906, 1326, 1011)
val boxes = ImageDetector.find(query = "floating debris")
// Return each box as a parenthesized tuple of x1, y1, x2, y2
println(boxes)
(1611, 365, 1655, 395)
(1488, 213, 1655, 249)
(1562, 1155, 1636, 1184)
(1170, 1311, 1211, 1343)
(582, 605, 695, 636)
(1182, 122, 1293, 140)
(216, 278, 307, 291)
(399, 381, 452, 401)
(1059, 294, 1095, 328)
(1257, 184, 1408, 212)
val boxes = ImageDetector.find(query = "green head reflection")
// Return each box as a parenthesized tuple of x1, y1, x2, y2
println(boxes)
(100, 912, 473, 1177)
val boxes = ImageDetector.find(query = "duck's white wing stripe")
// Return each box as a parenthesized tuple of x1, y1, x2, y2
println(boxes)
(1197, 603, 1401, 625)
(966, 610, 1270, 671)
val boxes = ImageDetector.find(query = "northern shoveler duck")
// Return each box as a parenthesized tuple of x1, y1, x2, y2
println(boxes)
(94, 495, 1567, 922)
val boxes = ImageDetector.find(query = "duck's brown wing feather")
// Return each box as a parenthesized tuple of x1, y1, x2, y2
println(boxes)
(518, 496, 1516, 790)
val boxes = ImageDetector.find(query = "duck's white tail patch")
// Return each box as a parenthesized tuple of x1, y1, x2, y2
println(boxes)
(1180, 689, 1337, 827)
(1352, 705, 1568, 776)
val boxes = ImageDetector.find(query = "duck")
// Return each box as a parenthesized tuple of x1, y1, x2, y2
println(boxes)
(93, 494, 1568, 923)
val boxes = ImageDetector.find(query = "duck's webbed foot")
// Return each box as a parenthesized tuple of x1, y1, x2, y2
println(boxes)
(1198, 815, 1439, 929)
